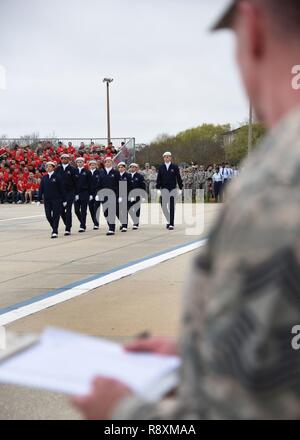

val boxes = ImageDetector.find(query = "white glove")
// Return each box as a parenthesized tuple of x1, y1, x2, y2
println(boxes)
(89, 196, 94, 202)
(63, 202, 67, 208)
(178, 190, 183, 196)
(75, 195, 79, 201)
(157, 190, 161, 197)
(95, 195, 100, 202)
(36, 201, 41, 207)
(118, 197, 123, 203)
(142, 198, 146, 203)
(130, 197, 135, 203)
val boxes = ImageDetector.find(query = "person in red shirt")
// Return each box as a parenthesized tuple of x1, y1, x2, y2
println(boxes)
(24, 173, 36, 204)
(16, 179, 25, 203)
(67, 142, 76, 155)
(0, 174, 7, 203)
(57, 142, 66, 155)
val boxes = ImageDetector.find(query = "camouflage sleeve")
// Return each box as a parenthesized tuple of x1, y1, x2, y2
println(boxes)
(113, 171, 300, 420)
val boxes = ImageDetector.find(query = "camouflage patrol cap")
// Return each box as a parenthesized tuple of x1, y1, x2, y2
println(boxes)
(211, 0, 239, 31)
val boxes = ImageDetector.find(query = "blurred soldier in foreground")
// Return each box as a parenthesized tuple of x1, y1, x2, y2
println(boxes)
(73, 0, 300, 419)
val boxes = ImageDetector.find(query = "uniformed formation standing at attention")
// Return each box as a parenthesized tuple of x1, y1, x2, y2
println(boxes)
(38, 152, 183, 238)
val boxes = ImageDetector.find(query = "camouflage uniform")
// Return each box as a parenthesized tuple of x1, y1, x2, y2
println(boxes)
(113, 106, 300, 420)
(142, 169, 151, 195)
(185, 169, 194, 191)
(149, 170, 158, 199)
(205, 169, 214, 201)
(196, 169, 206, 190)
(182, 170, 188, 190)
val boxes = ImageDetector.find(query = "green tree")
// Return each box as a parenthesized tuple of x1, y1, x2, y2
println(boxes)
(225, 123, 266, 164)
(137, 124, 230, 167)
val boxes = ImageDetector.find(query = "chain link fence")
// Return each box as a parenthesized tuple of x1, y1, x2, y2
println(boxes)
(0, 137, 136, 165)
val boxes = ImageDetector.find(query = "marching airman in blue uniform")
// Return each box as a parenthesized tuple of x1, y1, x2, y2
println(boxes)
(38, 162, 67, 239)
(88, 160, 101, 230)
(156, 152, 183, 230)
(74, 157, 93, 233)
(55, 154, 77, 236)
(98, 158, 120, 236)
(128, 163, 146, 230)
(117, 162, 132, 232)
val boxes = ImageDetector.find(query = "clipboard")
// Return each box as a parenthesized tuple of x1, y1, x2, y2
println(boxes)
(0, 332, 39, 364)
(0, 327, 180, 399)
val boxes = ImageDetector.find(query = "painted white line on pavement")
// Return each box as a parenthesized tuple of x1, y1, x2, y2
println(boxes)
(0, 215, 44, 222)
(0, 239, 207, 326)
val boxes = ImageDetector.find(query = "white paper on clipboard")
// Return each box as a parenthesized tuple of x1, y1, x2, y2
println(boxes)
(0, 327, 180, 402)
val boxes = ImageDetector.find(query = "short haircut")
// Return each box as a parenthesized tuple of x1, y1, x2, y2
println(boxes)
(258, 0, 300, 37)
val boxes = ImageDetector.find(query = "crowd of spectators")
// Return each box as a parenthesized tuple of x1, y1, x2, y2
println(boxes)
(0, 141, 127, 204)
(0, 140, 239, 205)
(142, 163, 240, 203)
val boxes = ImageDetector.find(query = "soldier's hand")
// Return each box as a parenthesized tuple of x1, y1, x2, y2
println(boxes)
(36, 201, 41, 207)
(95, 195, 100, 202)
(125, 336, 178, 356)
(89, 195, 94, 202)
(75, 195, 79, 201)
(72, 377, 132, 420)
(63, 202, 67, 208)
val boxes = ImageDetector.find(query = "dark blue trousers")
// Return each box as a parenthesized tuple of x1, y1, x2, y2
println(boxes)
(44, 199, 62, 234)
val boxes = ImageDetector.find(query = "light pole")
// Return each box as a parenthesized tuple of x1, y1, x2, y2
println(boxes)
(248, 101, 253, 155)
(103, 78, 114, 144)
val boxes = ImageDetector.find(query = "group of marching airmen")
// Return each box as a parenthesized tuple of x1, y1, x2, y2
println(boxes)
(38, 152, 183, 238)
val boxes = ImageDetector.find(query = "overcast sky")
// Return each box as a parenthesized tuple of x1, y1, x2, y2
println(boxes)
(0, 0, 248, 143)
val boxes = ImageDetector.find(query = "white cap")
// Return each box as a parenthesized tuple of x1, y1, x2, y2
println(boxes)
(163, 152, 172, 157)
(129, 163, 138, 168)
(118, 162, 126, 167)
(61, 154, 70, 159)
(46, 161, 55, 167)
(76, 157, 85, 163)
(89, 160, 97, 165)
